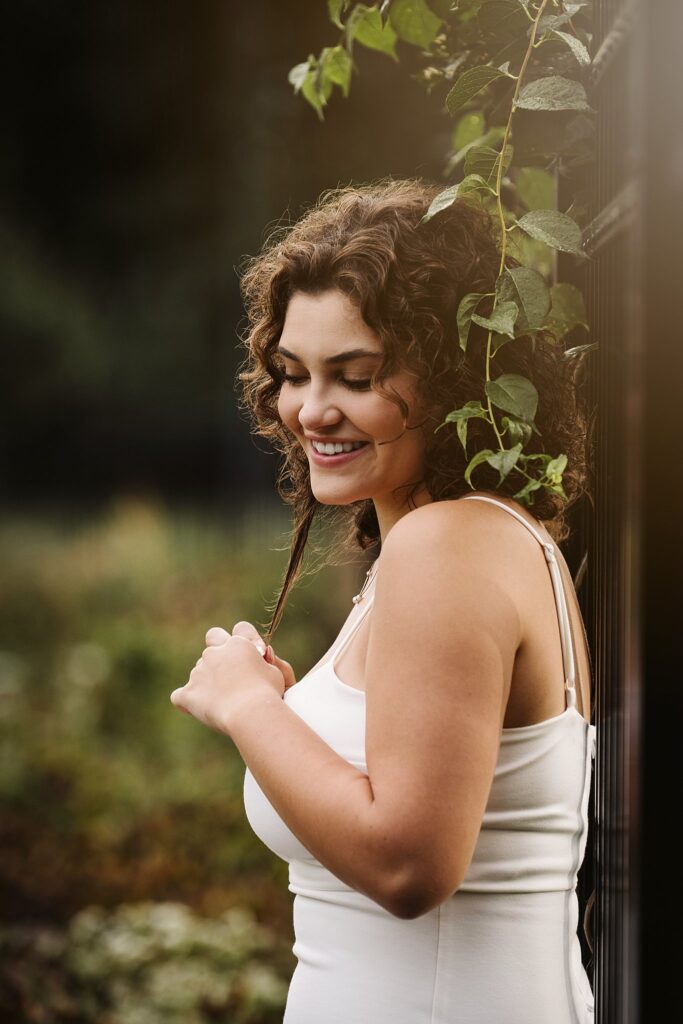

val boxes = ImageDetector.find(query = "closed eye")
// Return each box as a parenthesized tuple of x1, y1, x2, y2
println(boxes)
(281, 373, 372, 391)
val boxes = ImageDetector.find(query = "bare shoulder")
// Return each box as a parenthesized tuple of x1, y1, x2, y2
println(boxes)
(380, 491, 545, 611)
(384, 490, 548, 544)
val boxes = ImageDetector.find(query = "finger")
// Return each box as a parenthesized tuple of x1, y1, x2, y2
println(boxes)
(206, 626, 230, 646)
(268, 649, 297, 689)
(170, 688, 191, 714)
(231, 620, 267, 656)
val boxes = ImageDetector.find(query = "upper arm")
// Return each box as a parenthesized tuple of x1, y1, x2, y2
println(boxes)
(364, 501, 523, 917)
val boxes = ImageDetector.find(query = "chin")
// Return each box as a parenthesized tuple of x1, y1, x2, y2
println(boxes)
(310, 482, 371, 506)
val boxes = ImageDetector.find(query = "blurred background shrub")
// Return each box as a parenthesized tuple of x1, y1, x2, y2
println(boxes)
(1, 902, 291, 1023)
(0, 0, 445, 1019)
(0, 498, 364, 1020)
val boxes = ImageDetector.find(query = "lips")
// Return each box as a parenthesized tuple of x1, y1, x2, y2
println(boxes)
(306, 438, 368, 447)
(308, 441, 371, 467)
(311, 441, 368, 454)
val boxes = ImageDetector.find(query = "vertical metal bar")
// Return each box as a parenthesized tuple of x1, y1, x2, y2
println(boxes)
(560, 1, 643, 1020)
(640, 0, 683, 1018)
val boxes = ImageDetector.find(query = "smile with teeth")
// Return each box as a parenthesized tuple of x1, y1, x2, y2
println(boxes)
(311, 440, 369, 455)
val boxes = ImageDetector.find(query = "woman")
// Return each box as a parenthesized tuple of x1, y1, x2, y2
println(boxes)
(170, 179, 596, 1023)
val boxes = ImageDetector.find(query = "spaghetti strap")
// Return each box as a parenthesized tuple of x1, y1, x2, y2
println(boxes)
(461, 495, 578, 710)
(330, 592, 375, 674)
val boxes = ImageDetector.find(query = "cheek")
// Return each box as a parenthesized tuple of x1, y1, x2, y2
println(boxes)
(370, 400, 402, 433)
(371, 385, 418, 431)
(276, 389, 295, 428)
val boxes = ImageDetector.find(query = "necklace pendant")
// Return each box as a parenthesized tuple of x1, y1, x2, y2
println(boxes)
(352, 563, 377, 605)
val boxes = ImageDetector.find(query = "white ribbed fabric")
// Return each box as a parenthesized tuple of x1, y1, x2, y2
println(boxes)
(243, 496, 596, 1023)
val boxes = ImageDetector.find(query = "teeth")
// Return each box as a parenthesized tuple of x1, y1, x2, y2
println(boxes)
(312, 440, 367, 455)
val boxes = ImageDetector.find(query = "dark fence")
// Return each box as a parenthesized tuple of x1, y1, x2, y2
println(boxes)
(561, 1, 683, 1020)
(638, 0, 683, 1020)
(583, 3, 641, 1021)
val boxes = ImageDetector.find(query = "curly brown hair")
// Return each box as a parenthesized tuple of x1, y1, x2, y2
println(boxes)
(235, 177, 593, 640)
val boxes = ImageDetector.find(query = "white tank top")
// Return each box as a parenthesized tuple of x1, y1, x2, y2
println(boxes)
(244, 495, 596, 895)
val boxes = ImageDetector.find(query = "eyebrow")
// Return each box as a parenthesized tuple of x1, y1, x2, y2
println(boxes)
(276, 345, 382, 365)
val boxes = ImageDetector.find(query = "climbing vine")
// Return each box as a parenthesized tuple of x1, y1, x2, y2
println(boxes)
(288, 0, 597, 507)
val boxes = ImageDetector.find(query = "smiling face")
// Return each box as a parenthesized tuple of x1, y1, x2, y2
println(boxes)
(276, 289, 432, 539)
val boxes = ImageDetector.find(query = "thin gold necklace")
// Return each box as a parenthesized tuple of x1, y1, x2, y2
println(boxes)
(352, 560, 379, 604)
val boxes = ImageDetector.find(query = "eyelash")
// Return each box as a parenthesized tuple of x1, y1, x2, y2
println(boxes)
(280, 373, 372, 391)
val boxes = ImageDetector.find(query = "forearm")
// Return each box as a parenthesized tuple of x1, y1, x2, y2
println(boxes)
(227, 691, 405, 913)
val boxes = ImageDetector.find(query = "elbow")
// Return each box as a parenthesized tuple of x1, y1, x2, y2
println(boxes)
(382, 862, 464, 921)
(386, 891, 434, 921)
(386, 884, 456, 921)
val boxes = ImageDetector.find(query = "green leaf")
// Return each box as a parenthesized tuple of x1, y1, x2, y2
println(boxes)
(501, 415, 533, 447)
(477, 1, 530, 43)
(495, 266, 551, 333)
(538, 454, 568, 496)
(508, 232, 554, 280)
(320, 45, 353, 98)
(552, 29, 591, 67)
(465, 448, 496, 487)
(422, 187, 463, 223)
(459, 174, 496, 197)
(420, 175, 493, 224)
(302, 63, 333, 120)
(464, 143, 513, 188)
(516, 76, 592, 112)
(511, 108, 594, 168)
(485, 373, 539, 422)
(487, 443, 523, 483)
(516, 209, 585, 256)
(545, 453, 567, 485)
(522, 452, 554, 465)
(562, 342, 597, 360)
(288, 57, 334, 120)
(447, 127, 506, 173)
(538, 13, 573, 32)
(346, 4, 399, 60)
(452, 111, 486, 152)
(513, 477, 543, 503)
(491, 331, 515, 355)
(437, 401, 488, 430)
(546, 282, 589, 339)
(435, 399, 489, 455)
(471, 299, 519, 337)
(514, 167, 555, 211)
(389, 0, 443, 49)
(489, 33, 531, 78)
(456, 292, 489, 352)
(379, 0, 392, 26)
(288, 61, 312, 94)
(445, 65, 508, 116)
(328, 0, 348, 29)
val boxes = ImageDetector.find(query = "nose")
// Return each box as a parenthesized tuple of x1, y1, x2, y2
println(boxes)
(297, 382, 344, 434)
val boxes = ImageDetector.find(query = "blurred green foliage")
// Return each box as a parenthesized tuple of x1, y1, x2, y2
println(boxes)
(0, 498, 360, 1021)
(1, 903, 291, 1024)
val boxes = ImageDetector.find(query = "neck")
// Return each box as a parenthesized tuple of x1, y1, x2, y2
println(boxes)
(373, 481, 433, 546)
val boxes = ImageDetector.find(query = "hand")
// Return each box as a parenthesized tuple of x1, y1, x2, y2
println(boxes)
(226, 621, 298, 691)
(169, 621, 291, 734)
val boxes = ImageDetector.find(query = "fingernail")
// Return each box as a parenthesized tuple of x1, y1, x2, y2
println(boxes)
(266, 645, 274, 660)
(255, 640, 267, 656)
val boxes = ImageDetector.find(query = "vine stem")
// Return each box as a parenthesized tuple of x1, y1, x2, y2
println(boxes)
(483, 0, 552, 454)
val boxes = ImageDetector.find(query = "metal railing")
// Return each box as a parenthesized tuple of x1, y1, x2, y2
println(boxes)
(559, 2, 644, 1021)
